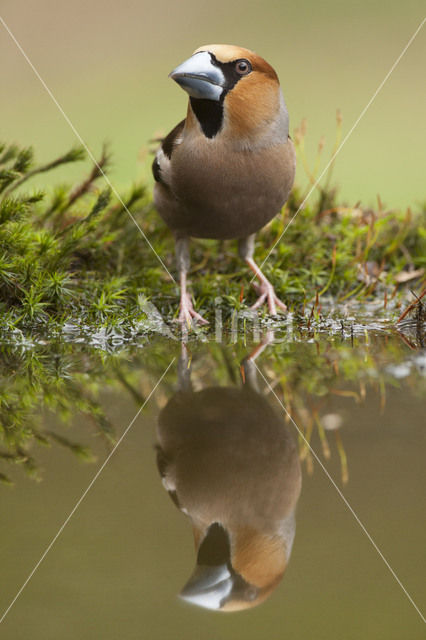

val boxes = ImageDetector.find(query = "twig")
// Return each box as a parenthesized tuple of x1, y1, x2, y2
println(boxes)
(395, 288, 426, 324)
(1, 147, 85, 199)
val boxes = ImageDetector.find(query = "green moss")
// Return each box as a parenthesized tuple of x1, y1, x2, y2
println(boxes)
(0, 140, 424, 334)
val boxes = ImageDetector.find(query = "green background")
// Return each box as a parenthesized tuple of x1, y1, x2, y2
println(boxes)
(1, 0, 425, 208)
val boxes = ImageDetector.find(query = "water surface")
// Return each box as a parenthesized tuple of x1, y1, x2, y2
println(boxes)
(1, 325, 425, 638)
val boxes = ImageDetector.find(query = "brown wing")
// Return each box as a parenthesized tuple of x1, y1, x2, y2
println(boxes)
(152, 119, 185, 184)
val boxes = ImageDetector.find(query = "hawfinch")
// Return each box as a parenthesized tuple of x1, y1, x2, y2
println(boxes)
(156, 348, 302, 611)
(152, 45, 296, 324)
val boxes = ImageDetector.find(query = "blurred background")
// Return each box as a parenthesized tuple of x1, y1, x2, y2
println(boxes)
(1, 0, 425, 209)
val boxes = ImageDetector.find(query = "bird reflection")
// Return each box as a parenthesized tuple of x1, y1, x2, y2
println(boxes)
(156, 341, 302, 612)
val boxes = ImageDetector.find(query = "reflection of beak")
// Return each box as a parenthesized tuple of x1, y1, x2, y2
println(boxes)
(169, 51, 225, 101)
(180, 563, 233, 610)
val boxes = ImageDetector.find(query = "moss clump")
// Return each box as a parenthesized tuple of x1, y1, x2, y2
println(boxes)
(0, 142, 175, 332)
(0, 140, 424, 333)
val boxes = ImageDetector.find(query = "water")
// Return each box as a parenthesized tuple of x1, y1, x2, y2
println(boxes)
(1, 324, 425, 638)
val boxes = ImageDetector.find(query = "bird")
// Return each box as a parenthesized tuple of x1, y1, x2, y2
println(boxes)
(152, 44, 296, 325)
(156, 344, 302, 611)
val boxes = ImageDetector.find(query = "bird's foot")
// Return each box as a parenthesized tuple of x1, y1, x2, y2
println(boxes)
(250, 280, 287, 316)
(178, 292, 209, 327)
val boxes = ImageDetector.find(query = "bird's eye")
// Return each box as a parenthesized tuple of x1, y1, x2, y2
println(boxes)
(245, 586, 258, 601)
(235, 59, 252, 75)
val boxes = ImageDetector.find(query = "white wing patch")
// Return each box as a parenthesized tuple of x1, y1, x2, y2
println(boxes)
(154, 129, 184, 187)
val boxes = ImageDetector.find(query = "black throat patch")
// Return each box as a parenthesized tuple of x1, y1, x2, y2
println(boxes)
(189, 53, 248, 139)
(197, 523, 231, 566)
(190, 97, 224, 139)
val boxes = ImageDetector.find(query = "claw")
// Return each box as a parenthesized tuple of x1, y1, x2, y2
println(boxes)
(250, 281, 287, 315)
(178, 292, 209, 327)
(177, 262, 209, 328)
(246, 258, 287, 316)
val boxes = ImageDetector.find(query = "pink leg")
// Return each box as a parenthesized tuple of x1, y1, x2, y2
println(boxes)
(246, 257, 287, 315)
(178, 270, 209, 326)
(175, 236, 209, 327)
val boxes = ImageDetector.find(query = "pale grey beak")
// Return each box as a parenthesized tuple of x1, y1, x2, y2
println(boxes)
(179, 563, 233, 610)
(169, 51, 225, 101)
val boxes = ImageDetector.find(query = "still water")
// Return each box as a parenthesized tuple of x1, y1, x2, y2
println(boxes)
(1, 322, 425, 638)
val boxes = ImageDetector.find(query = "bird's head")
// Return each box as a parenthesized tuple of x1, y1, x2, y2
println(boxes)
(169, 44, 288, 143)
(180, 522, 289, 612)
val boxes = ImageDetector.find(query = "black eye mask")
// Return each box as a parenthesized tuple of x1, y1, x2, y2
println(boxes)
(190, 52, 253, 139)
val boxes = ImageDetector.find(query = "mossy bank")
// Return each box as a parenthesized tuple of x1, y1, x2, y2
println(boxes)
(0, 141, 424, 338)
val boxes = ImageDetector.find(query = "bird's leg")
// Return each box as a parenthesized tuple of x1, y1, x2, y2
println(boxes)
(177, 342, 193, 392)
(175, 236, 209, 326)
(238, 235, 287, 315)
(241, 331, 275, 392)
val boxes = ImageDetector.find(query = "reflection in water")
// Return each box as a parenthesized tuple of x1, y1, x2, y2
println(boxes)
(1, 325, 423, 488)
(1, 325, 424, 488)
(1, 327, 425, 638)
(1, 323, 425, 635)
(156, 343, 301, 611)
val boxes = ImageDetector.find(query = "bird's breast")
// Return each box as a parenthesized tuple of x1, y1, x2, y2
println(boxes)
(159, 137, 295, 239)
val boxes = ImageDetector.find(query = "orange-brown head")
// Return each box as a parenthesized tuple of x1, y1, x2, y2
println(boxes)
(180, 522, 290, 612)
(170, 44, 288, 144)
